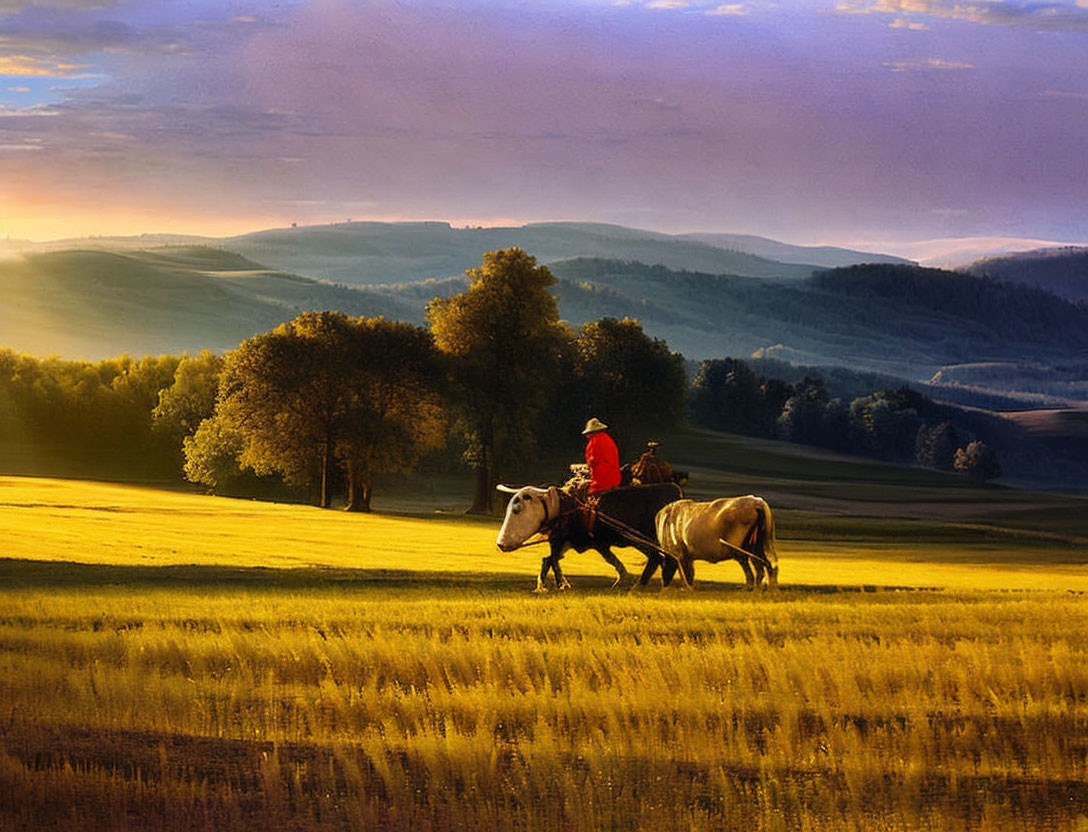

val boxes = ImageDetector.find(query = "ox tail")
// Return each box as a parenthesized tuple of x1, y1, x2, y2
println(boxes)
(753, 500, 779, 586)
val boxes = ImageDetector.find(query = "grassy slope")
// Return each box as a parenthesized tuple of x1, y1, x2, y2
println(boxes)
(0, 248, 444, 359)
(2, 422, 1086, 590)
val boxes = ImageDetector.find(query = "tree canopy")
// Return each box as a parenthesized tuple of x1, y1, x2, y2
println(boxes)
(428, 248, 568, 513)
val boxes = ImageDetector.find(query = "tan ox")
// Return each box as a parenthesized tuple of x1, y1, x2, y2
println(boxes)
(654, 495, 779, 590)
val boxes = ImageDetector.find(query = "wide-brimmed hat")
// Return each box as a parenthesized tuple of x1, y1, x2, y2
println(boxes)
(582, 417, 609, 435)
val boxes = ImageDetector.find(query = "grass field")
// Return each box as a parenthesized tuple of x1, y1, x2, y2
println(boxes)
(2, 437, 1088, 830)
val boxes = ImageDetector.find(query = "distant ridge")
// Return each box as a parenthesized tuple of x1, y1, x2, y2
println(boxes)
(680, 232, 912, 268)
(965, 246, 1088, 303)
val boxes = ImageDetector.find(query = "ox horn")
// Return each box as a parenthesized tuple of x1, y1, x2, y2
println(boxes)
(495, 484, 520, 494)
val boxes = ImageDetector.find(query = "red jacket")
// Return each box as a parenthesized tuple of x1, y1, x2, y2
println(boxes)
(585, 431, 621, 493)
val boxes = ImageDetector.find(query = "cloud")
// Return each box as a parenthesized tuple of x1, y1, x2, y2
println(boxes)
(0, 55, 90, 77)
(888, 17, 928, 29)
(646, 0, 690, 8)
(837, 0, 1088, 31)
(884, 57, 973, 71)
(707, 4, 752, 14)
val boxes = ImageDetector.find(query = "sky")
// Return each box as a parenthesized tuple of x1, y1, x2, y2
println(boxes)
(2, 0, 1088, 251)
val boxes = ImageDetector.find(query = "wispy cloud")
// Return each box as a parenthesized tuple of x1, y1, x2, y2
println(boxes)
(884, 57, 973, 71)
(889, 17, 928, 29)
(646, 0, 690, 8)
(0, 55, 90, 77)
(707, 4, 753, 14)
(837, 0, 1088, 31)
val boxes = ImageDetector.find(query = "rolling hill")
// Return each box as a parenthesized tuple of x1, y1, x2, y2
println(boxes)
(221, 221, 829, 285)
(0, 247, 463, 359)
(964, 246, 1088, 302)
(5, 245, 1087, 412)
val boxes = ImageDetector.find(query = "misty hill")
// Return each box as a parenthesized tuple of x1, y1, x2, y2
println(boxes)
(222, 221, 827, 285)
(680, 233, 912, 268)
(547, 260, 1088, 388)
(5, 249, 1086, 408)
(964, 247, 1088, 302)
(0, 247, 462, 359)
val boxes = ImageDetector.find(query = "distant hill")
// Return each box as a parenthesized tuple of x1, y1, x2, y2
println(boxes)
(680, 232, 912, 268)
(964, 247, 1088, 303)
(221, 221, 824, 285)
(547, 259, 1088, 387)
(0, 247, 463, 359)
(4, 250, 1086, 408)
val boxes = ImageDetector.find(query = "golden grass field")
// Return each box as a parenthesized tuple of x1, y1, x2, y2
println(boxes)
(2, 469, 1088, 831)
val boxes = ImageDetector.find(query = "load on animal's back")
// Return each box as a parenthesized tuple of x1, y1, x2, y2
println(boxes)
(628, 440, 687, 487)
(654, 494, 779, 590)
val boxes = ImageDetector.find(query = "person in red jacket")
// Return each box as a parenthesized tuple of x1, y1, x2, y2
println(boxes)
(582, 417, 621, 494)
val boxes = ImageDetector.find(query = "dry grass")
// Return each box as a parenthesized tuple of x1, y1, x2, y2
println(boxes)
(2, 475, 1088, 830)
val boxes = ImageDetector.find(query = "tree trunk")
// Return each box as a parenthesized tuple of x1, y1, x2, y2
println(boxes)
(319, 440, 333, 508)
(466, 462, 492, 515)
(344, 461, 372, 512)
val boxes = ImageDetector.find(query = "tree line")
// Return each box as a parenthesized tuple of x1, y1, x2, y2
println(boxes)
(0, 249, 686, 511)
(0, 248, 1009, 506)
(688, 357, 1001, 481)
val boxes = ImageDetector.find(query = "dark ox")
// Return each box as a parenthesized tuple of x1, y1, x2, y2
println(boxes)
(496, 483, 683, 592)
(652, 495, 779, 590)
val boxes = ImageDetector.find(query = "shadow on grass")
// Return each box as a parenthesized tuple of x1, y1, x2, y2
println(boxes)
(0, 558, 946, 596)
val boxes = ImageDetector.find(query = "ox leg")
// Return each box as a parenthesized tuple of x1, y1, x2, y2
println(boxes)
(738, 556, 757, 591)
(660, 557, 680, 588)
(637, 551, 663, 588)
(598, 545, 631, 589)
(537, 542, 572, 592)
(678, 556, 696, 589)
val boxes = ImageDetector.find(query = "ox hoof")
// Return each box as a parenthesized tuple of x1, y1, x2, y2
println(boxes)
(532, 584, 549, 594)
(557, 579, 572, 591)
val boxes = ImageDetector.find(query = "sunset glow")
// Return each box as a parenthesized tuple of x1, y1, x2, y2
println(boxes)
(2, 0, 1087, 245)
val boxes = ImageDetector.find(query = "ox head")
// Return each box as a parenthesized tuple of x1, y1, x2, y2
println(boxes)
(495, 485, 559, 552)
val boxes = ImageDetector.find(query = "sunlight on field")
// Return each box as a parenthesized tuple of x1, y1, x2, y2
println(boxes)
(2, 475, 1086, 592)
(3, 475, 1088, 830)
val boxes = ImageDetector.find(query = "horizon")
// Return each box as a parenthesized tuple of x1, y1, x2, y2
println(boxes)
(2, 1, 1087, 249)
(2, 215, 1085, 268)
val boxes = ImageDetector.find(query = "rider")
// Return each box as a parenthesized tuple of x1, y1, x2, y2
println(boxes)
(582, 417, 622, 495)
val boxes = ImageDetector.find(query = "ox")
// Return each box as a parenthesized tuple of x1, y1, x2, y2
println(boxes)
(496, 483, 683, 592)
(652, 495, 779, 590)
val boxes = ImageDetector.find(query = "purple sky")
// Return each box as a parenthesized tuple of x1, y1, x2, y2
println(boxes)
(2, 0, 1088, 249)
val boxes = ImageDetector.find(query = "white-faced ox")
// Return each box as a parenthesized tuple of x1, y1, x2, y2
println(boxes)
(496, 483, 683, 592)
(652, 495, 779, 590)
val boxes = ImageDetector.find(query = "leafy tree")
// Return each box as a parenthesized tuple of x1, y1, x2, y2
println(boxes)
(954, 441, 1002, 482)
(337, 318, 445, 512)
(690, 358, 765, 436)
(573, 317, 686, 449)
(427, 249, 567, 514)
(215, 312, 443, 509)
(153, 350, 224, 441)
(915, 421, 961, 471)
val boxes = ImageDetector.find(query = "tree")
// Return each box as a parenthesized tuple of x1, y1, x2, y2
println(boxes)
(153, 350, 224, 440)
(915, 421, 961, 471)
(213, 312, 444, 509)
(572, 318, 686, 449)
(954, 441, 1002, 482)
(428, 249, 568, 514)
(690, 358, 765, 436)
(337, 318, 445, 512)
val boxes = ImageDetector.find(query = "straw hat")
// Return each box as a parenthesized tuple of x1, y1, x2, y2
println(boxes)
(582, 417, 609, 435)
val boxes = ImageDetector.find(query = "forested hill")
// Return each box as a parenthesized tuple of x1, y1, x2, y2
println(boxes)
(964, 247, 1088, 303)
(548, 259, 1088, 386)
(809, 264, 1088, 351)
(3, 248, 1086, 405)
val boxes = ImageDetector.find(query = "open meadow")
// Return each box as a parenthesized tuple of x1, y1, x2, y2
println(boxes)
(2, 433, 1088, 831)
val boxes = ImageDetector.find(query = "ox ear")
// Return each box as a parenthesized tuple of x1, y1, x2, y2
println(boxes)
(496, 484, 519, 494)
